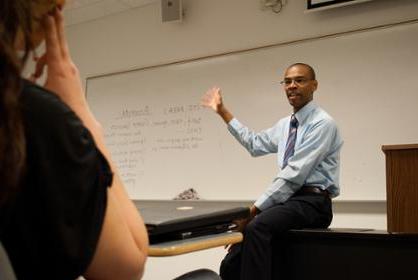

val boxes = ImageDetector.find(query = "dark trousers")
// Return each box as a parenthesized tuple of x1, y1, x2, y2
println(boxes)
(220, 192, 333, 280)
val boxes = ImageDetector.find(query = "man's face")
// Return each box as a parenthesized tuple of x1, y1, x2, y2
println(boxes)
(282, 65, 317, 112)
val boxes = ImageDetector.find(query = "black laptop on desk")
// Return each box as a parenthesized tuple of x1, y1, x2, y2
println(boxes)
(134, 200, 250, 244)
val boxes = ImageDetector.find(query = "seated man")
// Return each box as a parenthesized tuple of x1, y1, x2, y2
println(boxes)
(201, 63, 343, 280)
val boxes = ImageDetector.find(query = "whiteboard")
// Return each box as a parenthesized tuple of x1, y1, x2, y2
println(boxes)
(86, 21, 418, 201)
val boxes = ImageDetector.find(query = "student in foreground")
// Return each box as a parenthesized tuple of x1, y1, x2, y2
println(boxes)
(202, 63, 343, 280)
(0, 1, 148, 279)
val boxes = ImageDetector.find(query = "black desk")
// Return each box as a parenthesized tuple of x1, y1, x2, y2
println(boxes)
(275, 228, 418, 280)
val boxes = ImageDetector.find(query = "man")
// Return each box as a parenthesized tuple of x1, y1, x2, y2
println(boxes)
(201, 63, 343, 280)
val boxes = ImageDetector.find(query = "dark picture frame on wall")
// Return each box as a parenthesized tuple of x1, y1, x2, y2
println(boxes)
(307, 0, 373, 11)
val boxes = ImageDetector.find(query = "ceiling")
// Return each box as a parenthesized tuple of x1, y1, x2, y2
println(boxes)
(63, 0, 158, 26)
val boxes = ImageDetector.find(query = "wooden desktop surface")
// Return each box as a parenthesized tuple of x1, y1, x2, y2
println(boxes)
(149, 231, 243, 257)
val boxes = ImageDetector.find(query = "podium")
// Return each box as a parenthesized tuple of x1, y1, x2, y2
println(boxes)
(382, 144, 418, 233)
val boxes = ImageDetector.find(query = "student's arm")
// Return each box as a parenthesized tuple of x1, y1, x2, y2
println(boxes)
(36, 9, 148, 279)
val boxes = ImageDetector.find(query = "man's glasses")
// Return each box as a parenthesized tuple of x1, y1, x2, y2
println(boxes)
(280, 78, 312, 87)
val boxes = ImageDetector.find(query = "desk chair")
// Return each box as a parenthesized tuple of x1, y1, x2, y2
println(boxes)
(174, 269, 221, 280)
(0, 241, 17, 280)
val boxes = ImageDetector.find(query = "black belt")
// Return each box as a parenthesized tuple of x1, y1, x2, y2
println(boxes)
(296, 186, 329, 197)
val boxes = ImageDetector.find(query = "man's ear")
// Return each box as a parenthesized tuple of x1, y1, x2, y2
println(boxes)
(312, 80, 318, 91)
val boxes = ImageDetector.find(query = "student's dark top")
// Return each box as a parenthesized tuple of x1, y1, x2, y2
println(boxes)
(0, 80, 113, 280)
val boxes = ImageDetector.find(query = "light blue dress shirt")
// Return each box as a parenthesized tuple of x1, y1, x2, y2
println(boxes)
(227, 101, 343, 211)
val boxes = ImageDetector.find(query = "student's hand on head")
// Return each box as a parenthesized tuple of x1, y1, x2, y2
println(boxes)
(31, 8, 86, 110)
(201, 86, 223, 113)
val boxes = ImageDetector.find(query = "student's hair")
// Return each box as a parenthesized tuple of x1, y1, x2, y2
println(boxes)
(287, 63, 316, 80)
(0, 1, 34, 206)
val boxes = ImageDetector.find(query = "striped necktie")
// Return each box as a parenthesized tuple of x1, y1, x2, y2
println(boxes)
(282, 115, 298, 168)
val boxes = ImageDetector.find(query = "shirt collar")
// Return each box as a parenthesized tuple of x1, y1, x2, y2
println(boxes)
(293, 101, 317, 125)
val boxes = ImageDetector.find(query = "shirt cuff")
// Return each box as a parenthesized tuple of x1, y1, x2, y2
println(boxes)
(254, 194, 275, 211)
(227, 118, 242, 130)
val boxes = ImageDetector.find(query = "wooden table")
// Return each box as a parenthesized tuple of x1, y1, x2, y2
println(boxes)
(149, 231, 243, 257)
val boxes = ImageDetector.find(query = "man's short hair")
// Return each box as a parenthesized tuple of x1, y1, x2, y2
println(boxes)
(287, 63, 316, 80)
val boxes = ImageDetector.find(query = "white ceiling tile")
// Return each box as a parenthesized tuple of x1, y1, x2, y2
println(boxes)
(100, 0, 130, 13)
(63, 7, 105, 26)
(64, 0, 128, 25)
(119, 0, 158, 8)
(65, 0, 103, 10)
(63, 0, 159, 26)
